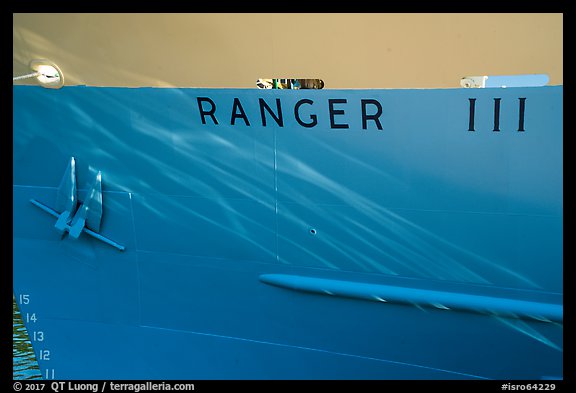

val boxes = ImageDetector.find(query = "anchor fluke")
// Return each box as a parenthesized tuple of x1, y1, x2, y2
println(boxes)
(54, 157, 78, 235)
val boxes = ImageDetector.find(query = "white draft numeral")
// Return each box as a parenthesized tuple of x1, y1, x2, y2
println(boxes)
(33, 331, 44, 342)
(38, 349, 51, 361)
(26, 312, 37, 323)
(18, 294, 30, 305)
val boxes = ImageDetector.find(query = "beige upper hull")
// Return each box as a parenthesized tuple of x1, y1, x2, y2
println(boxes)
(13, 13, 563, 89)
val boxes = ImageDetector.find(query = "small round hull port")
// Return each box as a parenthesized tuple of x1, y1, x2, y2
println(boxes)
(29, 59, 64, 89)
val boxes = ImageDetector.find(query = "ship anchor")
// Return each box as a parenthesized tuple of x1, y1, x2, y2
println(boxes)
(29, 157, 125, 251)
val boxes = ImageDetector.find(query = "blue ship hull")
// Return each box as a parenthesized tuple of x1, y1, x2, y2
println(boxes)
(13, 85, 563, 379)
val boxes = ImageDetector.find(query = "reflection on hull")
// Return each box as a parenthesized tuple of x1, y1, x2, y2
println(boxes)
(12, 85, 563, 379)
(13, 296, 42, 380)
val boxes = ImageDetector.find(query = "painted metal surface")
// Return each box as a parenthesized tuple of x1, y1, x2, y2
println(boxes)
(13, 85, 563, 379)
(12, 14, 563, 89)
